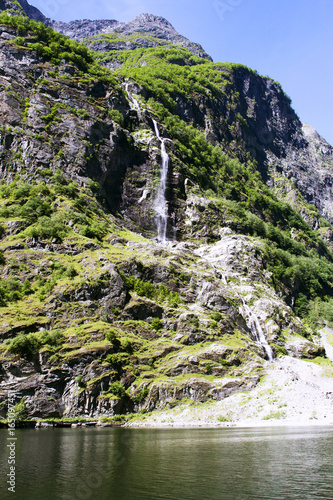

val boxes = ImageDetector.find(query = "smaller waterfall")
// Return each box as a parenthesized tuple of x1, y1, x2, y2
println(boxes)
(124, 80, 140, 110)
(153, 120, 169, 243)
(241, 299, 274, 361)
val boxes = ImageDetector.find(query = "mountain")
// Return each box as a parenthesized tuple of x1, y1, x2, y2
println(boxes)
(0, 4, 332, 425)
(51, 13, 212, 61)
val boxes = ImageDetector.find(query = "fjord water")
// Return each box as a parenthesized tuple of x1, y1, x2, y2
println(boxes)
(1, 426, 332, 500)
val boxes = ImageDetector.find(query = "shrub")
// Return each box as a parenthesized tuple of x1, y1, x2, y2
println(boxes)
(7, 333, 41, 357)
(80, 221, 108, 240)
(105, 353, 128, 368)
(76, 374, 85, 388)
(40, 329, 64, 348)
(72, 195, 88, 211)
(121, 339, 133, 353)
(87, 179, 100, 195)
(7, 398, 28, 422)
(210, 311, 222, 322)
(51, 169, 68, 186)
(54, 182, 78, 198)
(20, 197, 52, 223)
(217, 415, 230, 422)
(108, 109, 124, 127)
(21, 280, 32, 295)
(65, 266, 78, 278)
(12, 183, 31, 199)
(5, 277, 22, 302)
(132, 386, 148, 403)
(187, 316, 199, 328)
(109, 381, 126, 399)
(104, 329, 121, 350)
(124, 276, 180, 306)
(151, 318, 162, 331)
(29, 214, 68, 240)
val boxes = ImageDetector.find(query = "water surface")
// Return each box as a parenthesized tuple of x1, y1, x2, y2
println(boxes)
(0, 426, 332, 500)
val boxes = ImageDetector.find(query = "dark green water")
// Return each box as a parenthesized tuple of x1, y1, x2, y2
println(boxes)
(0, 426, 332, 500)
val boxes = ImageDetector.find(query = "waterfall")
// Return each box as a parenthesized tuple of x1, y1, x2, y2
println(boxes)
(241, 299, 274, 361)
(153, 120, 169, 243)
(124, 80, 140, 110)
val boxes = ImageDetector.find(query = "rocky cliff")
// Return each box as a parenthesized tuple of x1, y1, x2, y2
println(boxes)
(0, 6, 332, 424)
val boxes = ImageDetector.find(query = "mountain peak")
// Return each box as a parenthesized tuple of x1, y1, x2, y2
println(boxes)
(130, 13, 175, 28)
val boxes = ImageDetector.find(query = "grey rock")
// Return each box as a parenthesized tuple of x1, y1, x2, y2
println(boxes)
(123, 297, 163, 320)
(285, 338, 326, 359)
(50, 13, 211, 62)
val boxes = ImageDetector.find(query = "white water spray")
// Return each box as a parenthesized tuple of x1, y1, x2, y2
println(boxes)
(153, 119, 169, 243)
(124, 80, 140, 110)
(241, 299, 274, 361)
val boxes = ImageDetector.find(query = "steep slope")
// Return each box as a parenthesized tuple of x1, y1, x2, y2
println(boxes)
(0, 12, 332, 423)
(0, 0, 47, 22)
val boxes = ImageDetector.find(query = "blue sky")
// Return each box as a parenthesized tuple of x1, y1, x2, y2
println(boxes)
(30, 0, 333, 145)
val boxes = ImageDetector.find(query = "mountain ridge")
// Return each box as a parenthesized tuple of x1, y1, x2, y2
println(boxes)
(6, 1, 212, 60)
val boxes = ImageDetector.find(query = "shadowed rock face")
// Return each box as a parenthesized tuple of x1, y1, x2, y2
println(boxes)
(216, 69, 333, 223)
(17, 0, 47, 22)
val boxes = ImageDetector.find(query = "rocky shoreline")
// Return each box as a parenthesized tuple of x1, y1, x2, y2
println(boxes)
(0, 419, 123, 429)
(2, 346, 332, 430)
(125, 353, 333, 428)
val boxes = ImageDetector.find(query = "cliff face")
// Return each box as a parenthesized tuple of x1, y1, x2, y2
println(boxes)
(0, 6, 332, 423)
(230, 68, 333, 224)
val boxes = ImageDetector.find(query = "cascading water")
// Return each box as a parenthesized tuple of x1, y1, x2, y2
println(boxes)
(153, 119, 169, 243)
(124, 80, 140, 110)
(241, 299, 274, 361)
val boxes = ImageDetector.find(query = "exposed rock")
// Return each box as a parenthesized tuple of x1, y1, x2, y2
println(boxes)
(284, 337, 326, 359)
(123, 297, 163, 320)
(50, 14, 212, 62)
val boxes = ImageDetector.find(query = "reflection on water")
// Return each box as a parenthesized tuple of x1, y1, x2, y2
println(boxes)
(0, 426, 332, 500)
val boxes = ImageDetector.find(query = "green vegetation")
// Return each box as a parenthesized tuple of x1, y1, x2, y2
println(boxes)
(217, 414, 231, 422)
(151, 318, 163, 331)
(122, 275, 180, 307)
(0, 12, 120, 87)
(262, 410, 286, 420)
(108, 381, 126, 399)
(7, 398, 28, 422)
(0, 277, 33, 305)
(7, 330, 64, 358)
(2, 13, 92, 70)
(305, 299, 333, 329)
(105, 42, 333, 322)
(0, 172, 110, 244)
